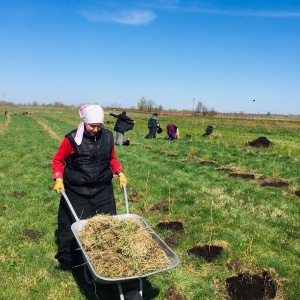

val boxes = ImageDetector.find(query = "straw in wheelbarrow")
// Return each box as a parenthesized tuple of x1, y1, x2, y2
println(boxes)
(77, 214, 172, 279)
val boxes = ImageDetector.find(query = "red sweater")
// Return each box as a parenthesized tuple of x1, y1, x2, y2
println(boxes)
(52, 137, 122, 180)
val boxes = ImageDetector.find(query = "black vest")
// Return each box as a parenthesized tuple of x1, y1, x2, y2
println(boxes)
(64, 128, 114, 196)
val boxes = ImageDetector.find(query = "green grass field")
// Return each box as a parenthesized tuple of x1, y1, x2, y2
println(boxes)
(0, 106, 299, 299)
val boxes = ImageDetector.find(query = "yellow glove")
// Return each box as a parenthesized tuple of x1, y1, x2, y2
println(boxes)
(118, 172, 127, 188)
(53, 178, 64, 193)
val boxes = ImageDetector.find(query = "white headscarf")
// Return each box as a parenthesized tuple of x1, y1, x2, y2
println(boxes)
(74, 104, 104, 145)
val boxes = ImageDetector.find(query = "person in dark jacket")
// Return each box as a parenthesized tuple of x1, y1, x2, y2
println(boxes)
(203, 125, 213, 136)
(145, 113, 160, 138)
(52, 104, 127, 267)
(109, 111, 135, 146)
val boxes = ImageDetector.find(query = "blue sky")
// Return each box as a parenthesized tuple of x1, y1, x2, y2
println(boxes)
(1, 0, 299, 114)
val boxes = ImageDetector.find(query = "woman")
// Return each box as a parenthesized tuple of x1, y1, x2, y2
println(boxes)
(166, 124, 179, 140)
(52, 104, 127, 266)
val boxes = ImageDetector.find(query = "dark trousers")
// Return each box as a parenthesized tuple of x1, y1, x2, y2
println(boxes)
(145, 127, 157, 138)
(55, 184, 116, 263)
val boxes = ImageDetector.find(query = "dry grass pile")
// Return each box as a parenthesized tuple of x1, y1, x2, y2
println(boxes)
(78, 214, 172, 278)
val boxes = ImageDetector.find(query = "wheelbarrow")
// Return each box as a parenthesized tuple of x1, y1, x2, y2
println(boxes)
(61, 187, 179, 300)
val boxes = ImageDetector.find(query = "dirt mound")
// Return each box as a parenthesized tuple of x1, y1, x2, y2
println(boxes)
(226, 271, 277, 300)
(156, 221, 184, 247)
(246, 137, 274, 148)
(187, 245, 223, 262)
(258, 179, 289, 187)
(156, 221, 184, 231)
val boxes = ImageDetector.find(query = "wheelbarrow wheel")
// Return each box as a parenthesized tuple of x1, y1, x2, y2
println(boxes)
(124, 290, 143, 300)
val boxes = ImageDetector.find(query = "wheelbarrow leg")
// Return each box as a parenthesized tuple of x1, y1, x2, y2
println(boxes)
(119, 279, 143, 300)
(117, 283, 125, 300)
(138, 278, 143, 298)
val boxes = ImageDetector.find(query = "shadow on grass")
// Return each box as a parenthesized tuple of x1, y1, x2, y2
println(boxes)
(71, 267, 160, 300)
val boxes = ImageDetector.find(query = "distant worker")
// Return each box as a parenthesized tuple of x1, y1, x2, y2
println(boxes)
(145, 113, 160, 139)
(203, 125, 213, 136)
(166, 124, 179, 140)
(109, 111, 135, 146)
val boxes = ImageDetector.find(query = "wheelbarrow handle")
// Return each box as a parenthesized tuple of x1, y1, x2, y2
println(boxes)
(61, 187, 129, 218)
(123, 185, 130, 215)
(60, 189, 80, 222)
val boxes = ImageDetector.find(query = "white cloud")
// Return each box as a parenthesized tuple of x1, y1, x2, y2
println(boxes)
(79, 9, 156, 25)
(78, 0, 300, 26)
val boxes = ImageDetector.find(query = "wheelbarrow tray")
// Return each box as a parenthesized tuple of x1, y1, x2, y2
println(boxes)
(71, 213, 179, 284)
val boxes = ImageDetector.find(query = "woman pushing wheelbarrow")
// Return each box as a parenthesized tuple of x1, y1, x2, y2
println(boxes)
(52, 104, 127, 267)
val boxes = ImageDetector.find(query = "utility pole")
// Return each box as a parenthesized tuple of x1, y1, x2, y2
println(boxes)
(2, 93, 4, 101)
(193, 98, 195, 111)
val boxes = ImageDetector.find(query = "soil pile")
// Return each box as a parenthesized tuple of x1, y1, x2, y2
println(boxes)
(246, 137, 274, 147)
(187, 245, 223, 262)
(258, 179, 289, 187)
(156, 221, 184, 231)
(156, 221, 184, 247)
(226, 271, 277, 300)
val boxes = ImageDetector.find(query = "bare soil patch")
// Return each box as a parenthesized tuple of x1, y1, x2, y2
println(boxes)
(22, 229, 43, 239)
(258, 179, 289, 187)
(156, 221, 184, 247)
(226, 271, 277, 300)
(228, 173, 256, 180)
(164, 232, 181, 247)
(165, 286, 186, 300)
(198, 160, 218, 165)
(156, 221, 184, 231)
(295, 189, 300, 197)
(246, 137, 274, 148)
(187, 245, 223, 262)
(12, 191, 27, 199)
(149, 201, 172, 212)
(128, 192, 144, 202)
